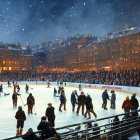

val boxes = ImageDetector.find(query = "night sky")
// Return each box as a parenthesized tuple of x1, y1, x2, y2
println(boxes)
(0, 0, 140, 46)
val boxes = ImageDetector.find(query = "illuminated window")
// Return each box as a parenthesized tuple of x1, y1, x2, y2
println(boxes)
(9, 61, 11, 64)
(5, 67, 7, 70)
(3, 67, 6, 70)
(15, 61, 17, 64)
(9, 67, 12, 70)
(3, 61, 5, 64)
(0, 67, 2, 71)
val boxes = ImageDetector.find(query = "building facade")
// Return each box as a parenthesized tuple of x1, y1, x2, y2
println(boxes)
(51, 30, 140, 71)
(0, 43, 34, 72)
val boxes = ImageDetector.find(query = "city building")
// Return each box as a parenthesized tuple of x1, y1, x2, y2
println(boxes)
(0, 43, 34, 72)
(51, 28, 140, 71)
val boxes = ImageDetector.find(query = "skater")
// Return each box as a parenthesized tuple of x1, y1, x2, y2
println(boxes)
(47, 81, 50, 88)
(110, 90, 116, 109)
(122, 96, 132, 119)
(84, 95, 97, 119)
(130, 93, 139, 117)
(59, 91, 67, 111)
(45, 103, 55, 127)
(102, 89, 110, 110)
(8, 80, 11, 87)
(17, 85, 20, 93)
(79, 84, 82, 91)
(15, 106, 26, 136)
(74, 90, 78, 97)
(0, 84, 3, 95)
(37, 116, 57, 139)
(14, 84, 17, 92)
(54, 88, 57, 97)
(27, 93, 35, 114)
(76, 91, 87, 115)
(12, 91, 18, 107)
(25, 84, 29, 93)
(71, 91, 77, 112)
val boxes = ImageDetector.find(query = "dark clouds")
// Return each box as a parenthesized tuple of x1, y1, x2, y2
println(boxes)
(0, 0, 140, 46)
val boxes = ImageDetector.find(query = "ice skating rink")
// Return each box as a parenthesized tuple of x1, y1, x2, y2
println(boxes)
(0, 84, 139, 139)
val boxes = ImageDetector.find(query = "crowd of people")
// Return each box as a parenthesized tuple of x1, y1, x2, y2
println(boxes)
(0, 69, 139, 87)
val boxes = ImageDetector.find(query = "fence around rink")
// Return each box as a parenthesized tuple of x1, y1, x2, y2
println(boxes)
(3, 110, 140, 140)
(1, 81, 140, 94)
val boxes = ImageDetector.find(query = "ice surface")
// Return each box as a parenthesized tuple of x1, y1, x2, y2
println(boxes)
(0, 84, 139, 139)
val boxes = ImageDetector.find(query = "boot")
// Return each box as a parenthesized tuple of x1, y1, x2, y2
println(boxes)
(20, 128, 23, 135)
(16, 129, 19, 136)
(72, 107, 75, 112)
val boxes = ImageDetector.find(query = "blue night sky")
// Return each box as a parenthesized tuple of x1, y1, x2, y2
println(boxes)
(0, 0, 140, 46)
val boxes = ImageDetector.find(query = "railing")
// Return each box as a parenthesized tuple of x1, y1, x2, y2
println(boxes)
(3, 110, 140, 140)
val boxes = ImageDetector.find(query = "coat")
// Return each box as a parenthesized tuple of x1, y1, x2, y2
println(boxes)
(60, 94, 66, 103)
(78, 95, 87, 104)
(45, 107, 55, 120)
(15, 110, 26, 121)
(71, 93, 76, 104)
(130, 97, 139, 109)
(12, 93, 18, 100)
(102, 91, 109, 100)
(37, 121, 56, 139)
(86, 96, 93, 110)
(111, 94, 116, 103)
(122, 100, 132, 111)
(0, 86, 3, 92)
(27, 95, 35, 106)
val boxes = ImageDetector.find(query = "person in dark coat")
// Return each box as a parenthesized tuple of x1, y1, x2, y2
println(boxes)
(84, 95, 97, 119)
(27, 93, 35, 114)
(17, 85, 20, 93)
(71, 91, 77, 112)
(79, 84, 82, 91)
(12, 91, 18, 107)
(76, 91, 87, 115)
(8, 80, 11, 87)
(102, 89, 110, 110)
(15, 106, 26, 136)
(37, 116, 57, 139)
(130, 93, 139, 117)
(25, 84, 29, 93)
(59, 91, 66, 111)
(22, 128, 39, 140)
(54, 88, 57, 97)
(45, 103, 55, 127)
(110, 90, 116, 109)
(0, 84, 3, 95)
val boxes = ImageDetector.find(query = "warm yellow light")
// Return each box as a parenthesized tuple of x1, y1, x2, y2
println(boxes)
(9, 67, 12, 70)
(3, 61, 5, 64)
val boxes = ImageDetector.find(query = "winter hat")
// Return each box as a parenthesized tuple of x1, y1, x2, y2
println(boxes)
(133, 93, 136, 97)
(29, 93, 32, 96)
(126, 96, 129, 100)
(48, 103, 52, 106)
(81, 91, 84, 94)
(94, 123, 98, 127)
(28, 128, 33, 133)
(18, 106, 22, 110)
(111, 90, 115, 93)
(41, 116, 46, 121)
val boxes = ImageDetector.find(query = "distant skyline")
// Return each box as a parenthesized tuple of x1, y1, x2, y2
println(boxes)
(0, 0, 140, 47)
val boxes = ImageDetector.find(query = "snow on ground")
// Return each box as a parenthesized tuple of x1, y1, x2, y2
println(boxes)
(0, 84, 139, 139)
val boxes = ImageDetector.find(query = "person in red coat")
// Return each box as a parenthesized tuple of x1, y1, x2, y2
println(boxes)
(122, 96, 132, 119)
